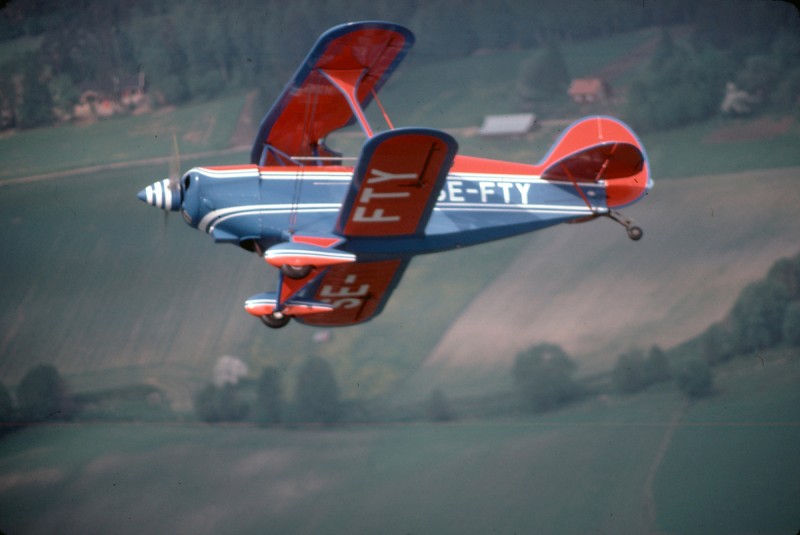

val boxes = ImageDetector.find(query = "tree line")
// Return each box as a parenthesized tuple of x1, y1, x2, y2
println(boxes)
(3, 252, 798, 429)
(194, 356, 345, 425)
(624, 17, 800, 132)
(3, 0, 796, 130)
(511, 251, 800, 413)
(0, 364, 75, 427)
(610, 252, 800, 399)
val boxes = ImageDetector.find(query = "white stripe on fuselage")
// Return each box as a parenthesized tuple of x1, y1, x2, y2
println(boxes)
(198, 203, 341, 233)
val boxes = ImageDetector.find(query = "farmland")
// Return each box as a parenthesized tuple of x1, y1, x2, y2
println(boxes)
(1, 24, 800, 535)
(1, 350, 798, 534)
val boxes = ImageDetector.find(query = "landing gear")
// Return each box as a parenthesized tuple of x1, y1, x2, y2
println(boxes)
(281, 264, 313, 279)
(260, 312, 291, 329)
(606, 210, 643, 241)
(626, 225, 643, 241)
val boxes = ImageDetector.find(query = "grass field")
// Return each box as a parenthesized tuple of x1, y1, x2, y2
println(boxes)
(0, 154, 523, 404)
(0, 92, 248, 181)
(400, 166, 800, 400)
(2, 81, 800, 406)
(654, 351, 800, 534)
(1, 350, 797, 535)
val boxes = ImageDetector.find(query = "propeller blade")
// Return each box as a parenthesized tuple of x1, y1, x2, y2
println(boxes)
(169, 131, 181, 192)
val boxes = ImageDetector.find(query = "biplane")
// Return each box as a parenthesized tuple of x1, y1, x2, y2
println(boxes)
(138, 21, 652, 329)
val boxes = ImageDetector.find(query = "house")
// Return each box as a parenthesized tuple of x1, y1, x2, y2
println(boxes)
(568, 78, 611, 104)
(479, 113, 536, 137)
(73, 72, 147, 121)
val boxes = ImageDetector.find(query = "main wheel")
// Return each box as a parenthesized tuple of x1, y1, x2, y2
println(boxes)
(260, 313, 291, 329)
(627, 226, 643, 241)
(281, 264, 313, 279)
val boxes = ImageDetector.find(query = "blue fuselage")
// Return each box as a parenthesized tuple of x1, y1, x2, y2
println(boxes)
(180, 165, 607, 259)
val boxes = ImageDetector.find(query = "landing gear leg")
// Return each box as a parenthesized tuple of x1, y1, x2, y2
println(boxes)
(260, 311, 291, 329)
(606, 210, 643, 241)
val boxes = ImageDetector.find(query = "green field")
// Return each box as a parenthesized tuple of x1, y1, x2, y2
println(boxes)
(1, 351, 797, 534)
(0, 92, 248, 181)
(0, 155, 524, 404)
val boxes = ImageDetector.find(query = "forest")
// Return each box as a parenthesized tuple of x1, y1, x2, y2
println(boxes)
(1, 0, 799, 131)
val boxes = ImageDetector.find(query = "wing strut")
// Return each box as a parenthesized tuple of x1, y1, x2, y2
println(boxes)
(371, 88, 395, 130)
(319, 68, 374, 138)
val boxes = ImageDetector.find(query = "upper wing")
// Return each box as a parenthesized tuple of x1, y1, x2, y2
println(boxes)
(336, 128, 458, 238)
(295, 259, 409, 326)
(292, 128, 456, 326)
(250, 21, 414, 166)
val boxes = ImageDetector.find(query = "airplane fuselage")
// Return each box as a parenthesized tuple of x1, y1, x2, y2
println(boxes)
(178, 156, 610, 260)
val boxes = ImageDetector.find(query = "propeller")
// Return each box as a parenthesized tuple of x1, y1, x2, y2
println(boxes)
(164, 131, 181, 225)
(136, 131, 184, 213)
(169, 131, 181, 193)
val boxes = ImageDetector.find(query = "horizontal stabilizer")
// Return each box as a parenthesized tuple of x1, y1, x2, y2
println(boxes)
(539, 116, 650, 207)
(541, 142, 644, 182)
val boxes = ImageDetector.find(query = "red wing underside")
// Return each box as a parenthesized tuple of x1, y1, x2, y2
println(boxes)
(297, 259, 408, 326)
(251, 23, 413, 165)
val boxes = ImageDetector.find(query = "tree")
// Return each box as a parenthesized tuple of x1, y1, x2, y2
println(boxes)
(253, 367, 283, 426)
(730, 280, 791, 352)
(676, 360, 713, 399)
(517, 43, 570, 104)
(624, 42, 730, 132)
(426, 389, 455, 422)
(645, 345, 671, 384)
(412, 0, 479, 60)
(194, 383, 248, 423)
(17, 55, 55, 129)
(472, 0, 516, 51)
(612, 349, 649, 394)
(17, 364, 73, 421)
(766, 255, 800, 300)
(782, 301, 800, 347)
(650, 27, 676, 68)
(735, 54, 780, 107)
(194, 384, 221, 422)
(295, 356, 342, 424)
(512, 343, 582, 413)
(0, 382, 15, 423)
(701, 322, 736, 365)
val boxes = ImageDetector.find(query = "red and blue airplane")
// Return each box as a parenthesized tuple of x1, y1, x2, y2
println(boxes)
(138, 21, 652, 329)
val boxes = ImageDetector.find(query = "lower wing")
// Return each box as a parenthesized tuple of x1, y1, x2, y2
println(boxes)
(295, 259, 409, 326)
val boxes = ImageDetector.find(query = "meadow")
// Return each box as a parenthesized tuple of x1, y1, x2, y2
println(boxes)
(0, 350, 797, 534)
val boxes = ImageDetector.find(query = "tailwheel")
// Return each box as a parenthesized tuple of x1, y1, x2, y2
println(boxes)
(606, 210, 644, 241)
(627, 225, 643, 241)
(281, 264, 313, 279)
(260, 312, 291, 329)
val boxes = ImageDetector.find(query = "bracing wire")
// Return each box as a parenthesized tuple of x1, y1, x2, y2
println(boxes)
(289, 75, 321, 234)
